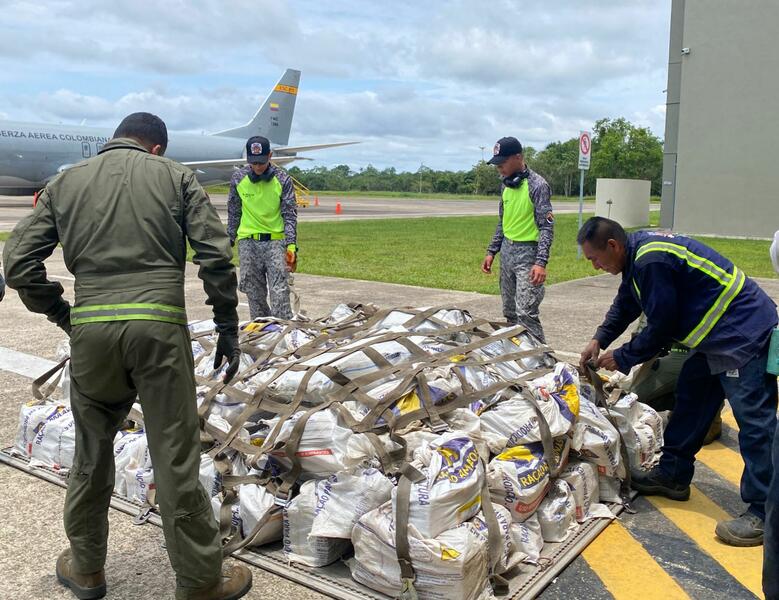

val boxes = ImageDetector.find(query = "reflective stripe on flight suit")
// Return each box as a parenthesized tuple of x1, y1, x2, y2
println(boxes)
(632, 241, 746, 348)
(70, 302, 187, 325)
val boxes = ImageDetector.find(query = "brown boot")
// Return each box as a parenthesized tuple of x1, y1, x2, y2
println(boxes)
(703, 408, 723, 445)
(55, 548, 106, 600)
(175, 564, 253, 600)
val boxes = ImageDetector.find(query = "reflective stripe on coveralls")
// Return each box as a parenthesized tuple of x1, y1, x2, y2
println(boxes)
(70, 303, 187, 325)
(632, 241, 746, 348)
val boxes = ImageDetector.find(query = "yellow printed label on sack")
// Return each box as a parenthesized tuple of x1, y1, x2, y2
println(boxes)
(449, 354, 467, 363)
(496, 445, 535, 462)
(395, 391, 421, 415)
(440, 545, 462, 561)
(457, 494, 481, 515)
(250, 437, 266, 447)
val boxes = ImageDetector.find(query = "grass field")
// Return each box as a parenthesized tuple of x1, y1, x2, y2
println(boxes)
(204, 186, 659, 204)
(2, 213, 775, 294)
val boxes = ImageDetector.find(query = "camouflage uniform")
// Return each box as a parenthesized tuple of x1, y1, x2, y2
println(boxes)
(486, 168, 553, 343)
(227, 164, 297, 320)
(237, 239, 290, 319)
(499, 240, 546, 342)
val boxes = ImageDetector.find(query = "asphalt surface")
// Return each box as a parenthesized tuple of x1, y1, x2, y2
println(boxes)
(0, 241, 774, 599)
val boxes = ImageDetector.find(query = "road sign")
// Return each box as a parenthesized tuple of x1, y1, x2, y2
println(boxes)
(578, 130, 591, 170)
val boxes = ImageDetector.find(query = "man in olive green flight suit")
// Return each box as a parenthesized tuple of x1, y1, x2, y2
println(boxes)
(3, 113, 251, 600)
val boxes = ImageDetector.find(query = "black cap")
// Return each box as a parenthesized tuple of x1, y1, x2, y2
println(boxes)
(246, 135, 270, 164)
(487, 136, 523, 165)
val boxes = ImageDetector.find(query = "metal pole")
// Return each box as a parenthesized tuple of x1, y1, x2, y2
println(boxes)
(577, 168, 585, 258)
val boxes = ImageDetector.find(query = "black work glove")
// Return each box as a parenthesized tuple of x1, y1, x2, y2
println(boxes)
(50, 303, 72, 337)
(214, 331, 241, 384)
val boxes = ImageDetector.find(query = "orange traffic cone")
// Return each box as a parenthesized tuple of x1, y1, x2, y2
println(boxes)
(335, 202, 342, 215)
(314, 196, 319, 207)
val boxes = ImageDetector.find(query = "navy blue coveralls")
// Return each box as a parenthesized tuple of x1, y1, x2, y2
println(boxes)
(594, 231, 778, 520)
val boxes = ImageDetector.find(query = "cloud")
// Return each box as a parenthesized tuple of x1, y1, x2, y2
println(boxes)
(0, 0, 672, 172)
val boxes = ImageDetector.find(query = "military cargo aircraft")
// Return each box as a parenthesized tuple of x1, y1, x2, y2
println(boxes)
(0, 68, 356, 195)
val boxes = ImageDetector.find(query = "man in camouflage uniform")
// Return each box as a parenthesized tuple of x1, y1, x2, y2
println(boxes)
(227, 135, 297, 320)
(3, 113, 250, 600)
(481, 136, 554, 342)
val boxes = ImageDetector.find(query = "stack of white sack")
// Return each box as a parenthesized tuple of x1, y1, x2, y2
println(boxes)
(478, 362, 580, 453)
(382, 408, 489, 463)
(345, 363, 494, 431)
(472, 325, 548, 381)
(14, 403, 76, 472)
(199, 451, 248, 499)
(559, 460, 614, 523)
(282, 467, 395, 566)
(236, 330, 449, 407)
(262, 408, 387, 477)
(393, 431, 484, 539)
(112, 428, 155, 504)
(113, 428, 151, 497)
(607, 392, 664, 471)
(487, 437, 569, 523)
(350, 501, 516, 600)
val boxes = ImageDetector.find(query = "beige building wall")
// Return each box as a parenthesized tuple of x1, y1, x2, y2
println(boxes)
(663, 0, 779, 238)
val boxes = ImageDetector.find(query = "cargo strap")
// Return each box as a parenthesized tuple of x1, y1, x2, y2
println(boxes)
(395, 462, 426, 599)
(479, 458, 510, 596)
(31, 357, 70, 401)
(70, 303, 187, 325)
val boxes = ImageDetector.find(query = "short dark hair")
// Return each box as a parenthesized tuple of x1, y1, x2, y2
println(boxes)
(576, 216, 627, 250)
(113, 112, 168, 151)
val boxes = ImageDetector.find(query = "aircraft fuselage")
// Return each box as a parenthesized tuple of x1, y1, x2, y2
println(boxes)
(0, 120, 246, 194)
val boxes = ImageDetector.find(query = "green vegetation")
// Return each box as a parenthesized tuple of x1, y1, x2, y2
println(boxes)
(206, 117, 663, 199)
(182, 212, 775, 295)
(4, 212, 774, 292)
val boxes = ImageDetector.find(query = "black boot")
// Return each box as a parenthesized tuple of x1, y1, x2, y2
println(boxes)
(631, 466, 691, 501)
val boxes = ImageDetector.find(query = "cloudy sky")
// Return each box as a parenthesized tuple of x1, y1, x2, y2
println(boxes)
(0, 0, 672, 172)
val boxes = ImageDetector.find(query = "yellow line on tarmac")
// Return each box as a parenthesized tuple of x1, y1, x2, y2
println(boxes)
(582, 521, 690, 599)
(696, 441, 744, 488)
(648, 487, 763, 597)
(721, 408, 739, 431)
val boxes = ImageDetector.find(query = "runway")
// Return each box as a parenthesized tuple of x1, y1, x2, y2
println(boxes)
(0, 194, 604, 230)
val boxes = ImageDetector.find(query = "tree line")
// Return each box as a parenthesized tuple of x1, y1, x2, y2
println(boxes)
(287, 117, 663, 197)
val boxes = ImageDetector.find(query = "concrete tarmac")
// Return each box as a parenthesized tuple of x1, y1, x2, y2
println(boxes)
(0, 193, 606, 230)
(1, 242, 776, 599)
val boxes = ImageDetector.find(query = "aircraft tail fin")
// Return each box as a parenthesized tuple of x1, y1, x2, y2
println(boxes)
(213, 68, 301, 145)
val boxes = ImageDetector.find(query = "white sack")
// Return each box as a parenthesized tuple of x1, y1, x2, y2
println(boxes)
(537, 479, 577, 543)
(392, 432, 484, 539)
(349, 501, 492, 600)
(509, 513, 544, 565)
(308, 468, 394, 539)
(559, 460, 613, 522)
(29, 406, 76, 471)
(572, 398, 626, 478)
(284, 480, 351, 567)
(237, 484, 283, 547)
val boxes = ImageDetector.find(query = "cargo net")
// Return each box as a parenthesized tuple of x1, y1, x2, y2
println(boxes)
(13, 304, 665, 600)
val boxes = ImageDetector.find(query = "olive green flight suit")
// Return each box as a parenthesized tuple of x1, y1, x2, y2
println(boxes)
(2, 138, 238, 591)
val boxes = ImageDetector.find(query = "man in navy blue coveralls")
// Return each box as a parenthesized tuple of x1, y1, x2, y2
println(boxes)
(578, 217, 778, 548)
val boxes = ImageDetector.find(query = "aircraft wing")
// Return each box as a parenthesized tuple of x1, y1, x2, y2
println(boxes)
(181, 156, 311, 169)
(273, 141, 359, 154)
